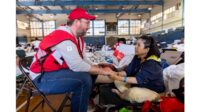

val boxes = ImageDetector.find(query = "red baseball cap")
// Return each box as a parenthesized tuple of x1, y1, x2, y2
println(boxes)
(68, 8, 96, 20)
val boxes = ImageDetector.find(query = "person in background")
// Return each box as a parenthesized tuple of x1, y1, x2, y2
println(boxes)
(16, 50, 27, 77)
(29, 8, 111, 112)
(16, 44, 23, 50)
(118, 38, 126, 44)
(88, 44, 93, 52)
(16, 54, 22, 77)
(31, 37, 41, 51)
(24, 43, 33, 53)
(113, 38, 126, 50)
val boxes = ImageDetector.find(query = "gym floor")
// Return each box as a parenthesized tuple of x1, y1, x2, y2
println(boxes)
(16, 92, 71, 112)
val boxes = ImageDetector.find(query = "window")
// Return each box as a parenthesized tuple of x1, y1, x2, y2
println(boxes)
(118, 20, 129, 35)
(118, 20, 141, 35)
(43, 21, 55, 36)
(141, 20, 146, 29)
(86, 21, 93, 36)
(86, 20, 105, 36)
(130, 20, 141, 35)
(106, 22, 117, 31)
(30, 22, 43, 37)
(94, 20, 105, 36)
(150, 12, 162, 24)
(30, 21, 55, 37)
(17, 20, 29, 29)
(164, 6, 176, 20)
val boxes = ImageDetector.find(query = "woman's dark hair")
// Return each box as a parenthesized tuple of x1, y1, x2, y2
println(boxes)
(138, 35, 161, 59)
(117, 38, 126, 44)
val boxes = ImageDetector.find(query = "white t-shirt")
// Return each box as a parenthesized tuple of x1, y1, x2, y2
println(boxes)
(116, 44, 135, 55)
(31, 40, 41, 49)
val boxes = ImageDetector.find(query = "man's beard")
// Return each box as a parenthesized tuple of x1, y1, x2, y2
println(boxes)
(77, 31, 86, 37)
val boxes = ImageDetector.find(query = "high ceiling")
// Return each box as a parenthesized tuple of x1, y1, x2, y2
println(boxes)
(16, 0, 164, 20)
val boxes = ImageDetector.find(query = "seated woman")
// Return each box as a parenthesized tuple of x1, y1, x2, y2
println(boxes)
(100, 35, 165, 105)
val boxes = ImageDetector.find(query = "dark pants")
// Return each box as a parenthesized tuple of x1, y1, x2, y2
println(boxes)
(33, 69, 96, 112)
(99, 83, 131, 106)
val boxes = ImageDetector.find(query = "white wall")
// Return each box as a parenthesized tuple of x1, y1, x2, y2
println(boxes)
(53, 13, 141, 40)
(141, 0, 183, 33)
(16, 14, 31, 42)
(53, 13, 140, 24)
(16, 0, 184, 41)
(97, 13, 140, 22)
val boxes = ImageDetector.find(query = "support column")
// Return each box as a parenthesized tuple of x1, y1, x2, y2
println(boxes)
(161, 1, 164, 31)
(182, 0, 184, 26)
(149, 12, 151, 33)
(42, 20, 44, 38)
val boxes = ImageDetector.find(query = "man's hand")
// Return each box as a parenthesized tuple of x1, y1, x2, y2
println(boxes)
(104, 67, 114, 75)
(103, 67, 119, 80)
(98, 63, 112, 68)
(99, 67, 113, 76)
(98, 63, 116, 71)
(108, 72, 118, 80)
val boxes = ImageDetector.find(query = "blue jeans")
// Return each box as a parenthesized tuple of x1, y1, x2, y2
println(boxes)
(33, 69, 93, 112)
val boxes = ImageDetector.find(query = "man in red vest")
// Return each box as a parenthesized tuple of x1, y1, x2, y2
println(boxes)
(29, 8, 110, 112)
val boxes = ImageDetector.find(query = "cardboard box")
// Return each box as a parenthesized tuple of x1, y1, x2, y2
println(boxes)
(161, 51, 183, 65)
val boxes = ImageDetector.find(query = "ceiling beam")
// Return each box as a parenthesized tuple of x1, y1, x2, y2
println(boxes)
(17, 8, 150, 14)
(43, 6, 50, 10)
(118, 5, 139, 18)
(60, 6, 66, 10)
(17, 1, 163, 6)
(17, 6, 42, 21)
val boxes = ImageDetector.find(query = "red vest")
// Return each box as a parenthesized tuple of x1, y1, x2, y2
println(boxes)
(30, 29, 84, 73)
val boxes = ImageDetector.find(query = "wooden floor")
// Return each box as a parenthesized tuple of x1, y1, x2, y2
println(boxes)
(16, 92, 71, 112)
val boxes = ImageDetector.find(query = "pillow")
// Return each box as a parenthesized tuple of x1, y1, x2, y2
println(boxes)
(124, 87, 160, 103)
(114, 81, 160, 103)
(114, 80, 130, 92)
